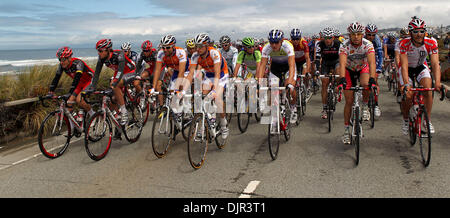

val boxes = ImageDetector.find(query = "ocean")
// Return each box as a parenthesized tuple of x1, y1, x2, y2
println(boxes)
(0, 48, 99, 74)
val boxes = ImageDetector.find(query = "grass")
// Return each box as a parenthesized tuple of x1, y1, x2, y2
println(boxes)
(0, 62, 114, 138)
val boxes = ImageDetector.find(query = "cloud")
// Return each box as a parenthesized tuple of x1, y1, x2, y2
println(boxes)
(0, 0, 449, 50)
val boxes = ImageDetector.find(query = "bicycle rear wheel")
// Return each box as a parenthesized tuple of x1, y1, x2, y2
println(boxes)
(418, 106, 431, 167)
(187, 113, 209, 169)
(123, 103, 143, 143)
(327, 90, 334, 132)
(38, 111, 71, 159)
(151, 107, 174, 158)
(409, 117, 417, 146)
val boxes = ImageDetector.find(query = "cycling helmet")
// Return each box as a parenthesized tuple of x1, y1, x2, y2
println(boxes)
(321, 27, 335, 38)
(194, 33, 210, 45)
(56, 46, 73, 59)
(399, 27, 409, 36)
(408, 17, 426, 31)
(268, 29, 284, 43)
(290, 28, 302, 39)
(242, 37, 255, 47)
(96, 39, 112, 50)
(312, 34, 319, 40)
(160, 34, 176, 46)
(219, 35, 231, 44)
(333, 29, 341, 37)
(347, 22, 365, 33)
(185, 38, 195, 48)
(141, 40, 153, 50)
(387, 32, 397, 39)
(365, 23, 378, 33)
(121, 42, 131, 50)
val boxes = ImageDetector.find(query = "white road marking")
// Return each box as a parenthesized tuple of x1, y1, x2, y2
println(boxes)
(239, 180, 261, 198)
(0, 137, 83, 171)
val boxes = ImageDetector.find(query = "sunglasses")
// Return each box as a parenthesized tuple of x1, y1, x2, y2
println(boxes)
(97, 49, 107, 53)
(324, 37, 333, 40)
(143, 50, 151, 52)
(59, 57, 69, 62)
(269, 41, 281, 44)
(291, 38, 301, 41)
(221, 43, 229, 46)
(162, 46, 173, 50)
(196, 44, 207, 48)
(245, 46, 254, 49)
(412, 30, 425, 34)
(366, 33, 376, 37)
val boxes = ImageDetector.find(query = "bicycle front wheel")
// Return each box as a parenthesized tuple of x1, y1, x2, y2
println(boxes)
(268, 122, 280, 160)
(151, 107, 173, 158)
(187, 113, 209, 169)
(38, 111, 71, 159)
(418, 106, 431, 167)
(369, 92, 375, 129)
(84, 111, 112, 161)
(123, 104, 143, 143)
(352, 108, 360, 166)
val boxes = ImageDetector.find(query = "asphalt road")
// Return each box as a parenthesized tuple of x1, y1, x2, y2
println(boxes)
(1, 79, 450, 198)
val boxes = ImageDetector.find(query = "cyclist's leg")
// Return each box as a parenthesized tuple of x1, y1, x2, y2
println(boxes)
(417, 66, 433, 119)
(321, 63, 331, 106)
(359, 66, 370, 104)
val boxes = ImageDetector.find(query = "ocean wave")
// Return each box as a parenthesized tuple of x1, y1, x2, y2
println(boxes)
(0, 57, 98, 73)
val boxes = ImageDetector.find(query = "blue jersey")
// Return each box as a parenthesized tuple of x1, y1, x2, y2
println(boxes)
(367, 35, 383, 72)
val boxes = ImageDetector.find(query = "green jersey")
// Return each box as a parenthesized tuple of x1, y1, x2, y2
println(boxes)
(236, 50, 261, 71)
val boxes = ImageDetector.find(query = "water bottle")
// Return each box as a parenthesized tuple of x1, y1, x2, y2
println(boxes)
(77, 110, 84, 123)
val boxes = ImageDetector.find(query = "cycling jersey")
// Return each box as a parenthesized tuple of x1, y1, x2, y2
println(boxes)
(399, 37, 438, 68)
(261, 40, 295, 65)
(50, 58, 94, 96)
(385, 38, 397, 58)
(156, 46, 189, 80)
(366, 34, 383, 72)
(91, 49, 136, 89)
(339, 38, 375, 72)
(316, 39, 341, 64)
(308, 40, 317, 61)
(289, 38, 309, 62)
(236, 50, 262, 71)
(219, 46, 238, 68)
(135, 48, 157, 76)
(191, 47, 229, 76)
(127, 50, 139, 65)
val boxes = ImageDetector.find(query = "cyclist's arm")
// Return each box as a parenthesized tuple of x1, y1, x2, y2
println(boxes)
(257, 57, 268, 79)
(383, 44, 389, 60)
(69, 71, 83, 96)
(394, 51, 401, 71)
(400, 53, 409, 87)
(213, 61, 221, 92)
(430, 53, 441, 89)
(367, 52, 377, 79)
(89, 58, 104, 90)
(49, 65, 63, 93)
(338, 54, 347, 78)
(113, 51, 126, 85)
(152, 61, 164, 88)
(287, 55, 296, 84)
(374, 41, 383, 72)
(135, 55, 145, 76)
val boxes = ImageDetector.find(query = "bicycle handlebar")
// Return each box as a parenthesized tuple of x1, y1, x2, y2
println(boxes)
(39, 94, 71, 107)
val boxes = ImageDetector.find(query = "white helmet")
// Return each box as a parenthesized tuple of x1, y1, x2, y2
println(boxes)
(160, 34, 176, 46)
(347, 22, 365, 33)
(121, 42, 131, 50)
(194, 33, 210, 45)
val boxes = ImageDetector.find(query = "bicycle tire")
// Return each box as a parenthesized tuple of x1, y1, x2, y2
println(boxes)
(409, 117, 417, 146)
(84, 111, 112, 161)
(123, 103, 143, 143)
(151, 107, 174, 158)
(187, 113, 209, 169)
(369, 92, 375, 129)
(353, 108, 360, 166)
(268, 123, 280, 160)
(418, 106, 431, 167)
(38, 111, 71, 159)
(327, 92, 333, 132)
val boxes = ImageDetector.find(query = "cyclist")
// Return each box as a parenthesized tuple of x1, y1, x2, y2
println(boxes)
(234, 37, 262, 79)
(315, 27, 341, 119)
(121, 42, 138, 65)
(150, 35, 189, 106)
(399, 17, 441, 135)
(134, 40, 157, 109)
(49, 47, 95, 129)
(337, 22, 377, 144)
(257, 29, 297, 123)
(185, 38, 196, 59)
(218, 35, 238, 76)
(364, 23, 383, 118)
(188, 33, 230, 139)
(289, 28, 311, 80)
(84, 39, 136, 126)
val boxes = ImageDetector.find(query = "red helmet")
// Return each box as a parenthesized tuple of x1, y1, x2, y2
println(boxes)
(408, 17, 426, 31)
(141, 40, 153, 50)
(96, 39, 112, 50)
(347, 22, 365, 33)
(56, 46, 73, 59)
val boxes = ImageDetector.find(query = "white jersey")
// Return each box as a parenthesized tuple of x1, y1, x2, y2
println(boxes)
(398, 37, 438, 68)
(261, 40, 295, 65)
(219, 46, 238, 68)
(339, 38, 375, 71)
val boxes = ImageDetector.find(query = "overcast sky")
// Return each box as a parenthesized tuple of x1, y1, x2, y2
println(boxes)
(0, 0, 449, 50)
